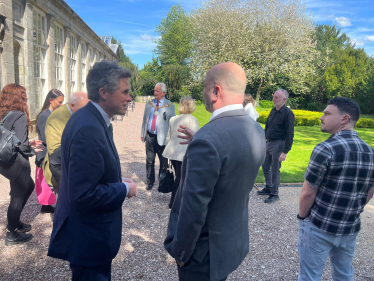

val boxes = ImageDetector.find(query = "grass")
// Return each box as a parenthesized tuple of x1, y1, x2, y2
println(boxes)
(174, 105, 374, 182)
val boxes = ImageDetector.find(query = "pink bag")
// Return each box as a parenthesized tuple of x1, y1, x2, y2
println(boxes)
(35, 167, 56, 205)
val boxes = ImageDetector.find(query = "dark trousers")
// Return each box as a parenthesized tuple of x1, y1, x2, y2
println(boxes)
(146, 132, 166, 185)
(261, 140, 285, 196)
(7, 160, 34, 231)
(169, 160, 182, 208)
(70, 262, 112, 281)
(178, 252, 227, 281)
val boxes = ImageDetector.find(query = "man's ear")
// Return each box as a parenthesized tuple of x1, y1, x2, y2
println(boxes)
(342, 114, 351, 125)
(212, 85, 220, 102)
(98, 87, 107, 101)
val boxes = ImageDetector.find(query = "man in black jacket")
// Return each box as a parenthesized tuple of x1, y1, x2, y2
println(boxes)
(257, 89, 295, 203)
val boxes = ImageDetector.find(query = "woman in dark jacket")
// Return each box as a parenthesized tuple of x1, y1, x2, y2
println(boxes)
(35, 89, 64, 213)
(0, 83, 42, 246)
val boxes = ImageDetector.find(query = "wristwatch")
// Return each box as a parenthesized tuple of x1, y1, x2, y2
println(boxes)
(297, 213, 307, 220)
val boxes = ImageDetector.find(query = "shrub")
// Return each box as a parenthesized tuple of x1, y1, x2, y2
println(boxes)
(196, 100, 202, 106)
(259, 100, 274, 108)
(306, 102, 323, 112)
(258, 109, 322, 126)
(356, 118, 374, 128)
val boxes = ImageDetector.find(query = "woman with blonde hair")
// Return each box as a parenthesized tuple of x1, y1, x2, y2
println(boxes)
(0, 84, 42, 246)
(163, 97, 199, 208)
(243, 94, 259, 121)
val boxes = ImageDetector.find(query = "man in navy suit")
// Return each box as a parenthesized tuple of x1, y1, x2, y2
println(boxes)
(48, 60, 137, 280)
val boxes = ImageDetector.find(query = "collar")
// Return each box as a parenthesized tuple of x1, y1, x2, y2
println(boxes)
(90, 101, 111, 127)
(210, 104, 243, 121)
(274, 104, 286, 112)
(66, 104, 72, 115)
(331, 130, 357, 138)
(154, 97, 165, 105)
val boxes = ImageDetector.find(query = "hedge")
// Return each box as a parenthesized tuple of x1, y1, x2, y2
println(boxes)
(257, 108, 374, 128)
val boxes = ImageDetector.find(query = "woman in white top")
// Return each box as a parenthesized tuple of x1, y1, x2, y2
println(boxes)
(243, 94, 259, 121)
(163, 97, 199, 208)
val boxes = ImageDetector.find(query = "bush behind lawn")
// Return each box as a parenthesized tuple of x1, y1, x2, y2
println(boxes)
(257, 109, 374, 128)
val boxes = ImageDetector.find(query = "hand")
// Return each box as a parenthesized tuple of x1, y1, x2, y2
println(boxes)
(176, 261, 186, 267)
(177, 125, 195, 145)
(279, 152, 287, 162)
(126, 182, 137, 198)
(122, 177, 134, 184)
(33, 148, 44, 155)
(30, 140, 42, 148)
(141, 137, 144, 141)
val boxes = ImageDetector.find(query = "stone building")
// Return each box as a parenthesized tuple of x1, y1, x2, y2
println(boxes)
(0, 0, 119, 119)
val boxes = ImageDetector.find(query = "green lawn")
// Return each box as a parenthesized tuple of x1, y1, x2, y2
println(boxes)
(175, 105, 374, 183)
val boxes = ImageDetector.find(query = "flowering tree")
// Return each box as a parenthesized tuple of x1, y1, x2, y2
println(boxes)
(190, 0, 321, 101)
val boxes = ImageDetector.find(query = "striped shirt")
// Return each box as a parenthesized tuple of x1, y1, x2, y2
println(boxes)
(305, 130, 374, 235)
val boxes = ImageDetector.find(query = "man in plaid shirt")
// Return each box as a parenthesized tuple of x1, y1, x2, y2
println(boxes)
(298, 97, 374, 280)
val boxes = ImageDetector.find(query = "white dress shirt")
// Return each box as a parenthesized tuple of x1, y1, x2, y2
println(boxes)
(210, 104, 244, 121)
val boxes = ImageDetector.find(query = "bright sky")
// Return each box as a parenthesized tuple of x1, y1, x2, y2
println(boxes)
(65, 0, 374, 68)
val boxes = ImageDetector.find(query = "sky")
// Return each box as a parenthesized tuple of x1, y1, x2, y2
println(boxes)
(64, 0, 374, 68)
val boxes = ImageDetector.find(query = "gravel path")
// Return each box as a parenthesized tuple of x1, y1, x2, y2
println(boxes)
(0, 102, 373, 280)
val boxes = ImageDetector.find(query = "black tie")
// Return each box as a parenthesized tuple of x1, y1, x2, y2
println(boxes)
(108, 123, 113, 139)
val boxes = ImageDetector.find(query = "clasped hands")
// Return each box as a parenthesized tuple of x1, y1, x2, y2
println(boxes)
(122, 177, 138, 198)
(30, 140, 43, 155)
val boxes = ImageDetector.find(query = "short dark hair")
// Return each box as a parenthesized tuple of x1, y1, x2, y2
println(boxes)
(86, 60, 132, 102)
(328, 97, 360, 123)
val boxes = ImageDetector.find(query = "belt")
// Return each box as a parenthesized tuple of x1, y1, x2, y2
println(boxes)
(147, 131, 156, 136)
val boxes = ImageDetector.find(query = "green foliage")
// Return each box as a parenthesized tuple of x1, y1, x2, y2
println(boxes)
(259, 100, 273, 108)
(356, 118, 374, 128)
(258, 109, 322, 126)
(154, 4, 192, 65)
(324, 46, 369, 99)
(196, 100, 202, 106)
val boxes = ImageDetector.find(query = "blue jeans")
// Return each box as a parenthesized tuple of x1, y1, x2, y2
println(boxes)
(298, 218, 357, 281)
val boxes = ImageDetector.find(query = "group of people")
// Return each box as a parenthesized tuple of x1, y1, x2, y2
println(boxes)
(0, 59, 373, 281)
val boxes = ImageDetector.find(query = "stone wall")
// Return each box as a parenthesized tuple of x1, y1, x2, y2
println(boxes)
(0, 0, 119, 119)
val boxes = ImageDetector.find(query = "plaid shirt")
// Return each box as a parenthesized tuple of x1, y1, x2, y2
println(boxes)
(305, 130, 374, 235)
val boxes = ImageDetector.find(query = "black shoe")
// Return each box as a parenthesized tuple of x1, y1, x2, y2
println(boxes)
(146, 184, 153, 191)
(17, 222, 31, 233)
(5, 231, 33, 246)
(257, 188, 271, 195)
(264, 194, 280, 204)
(41, 205, 55, 214)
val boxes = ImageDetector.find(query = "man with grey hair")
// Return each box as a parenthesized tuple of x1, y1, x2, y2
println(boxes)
(48, 60, 137, 280)
(141, 82, 175, 190)
(43, 91, 89, 195)
(257, 89, 295, 203)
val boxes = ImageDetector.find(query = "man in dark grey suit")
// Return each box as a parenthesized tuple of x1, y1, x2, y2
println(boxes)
(164, 62, 266, 281)
(140, 83, 175, 190)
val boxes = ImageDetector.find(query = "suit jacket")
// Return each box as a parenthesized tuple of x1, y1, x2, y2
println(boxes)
(164, 109, 266, 281)
(162, 114, 199, 162)
(141, 98, 175, 146)
(35, 109, 51, 167)
(43, 104, 71, 186)
(0, 111, 35, 180)
(48, 102, 128, 266)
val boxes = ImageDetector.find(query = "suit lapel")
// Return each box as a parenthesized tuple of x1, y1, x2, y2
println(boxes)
(86, 103, 121, 178)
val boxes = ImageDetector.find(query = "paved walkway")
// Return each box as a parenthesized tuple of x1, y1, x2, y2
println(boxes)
(0, 102, 373, 280)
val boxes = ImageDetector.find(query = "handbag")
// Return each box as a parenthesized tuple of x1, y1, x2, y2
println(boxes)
(158, 161, 174, 193)
(0, 111, 21, 163)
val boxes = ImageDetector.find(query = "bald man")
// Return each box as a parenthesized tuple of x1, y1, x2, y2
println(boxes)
(43, 92, 89, 194)
(164, 63, 266, 281)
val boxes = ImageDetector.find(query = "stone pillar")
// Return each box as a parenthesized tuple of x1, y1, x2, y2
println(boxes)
(76, 35, 82, 91)
(0, 0, 14, 89)
(64, 26, 71, 96)
(46, 13, 56, 90)
(0, 13, 7, 90)
(23, 0, 36, 117)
